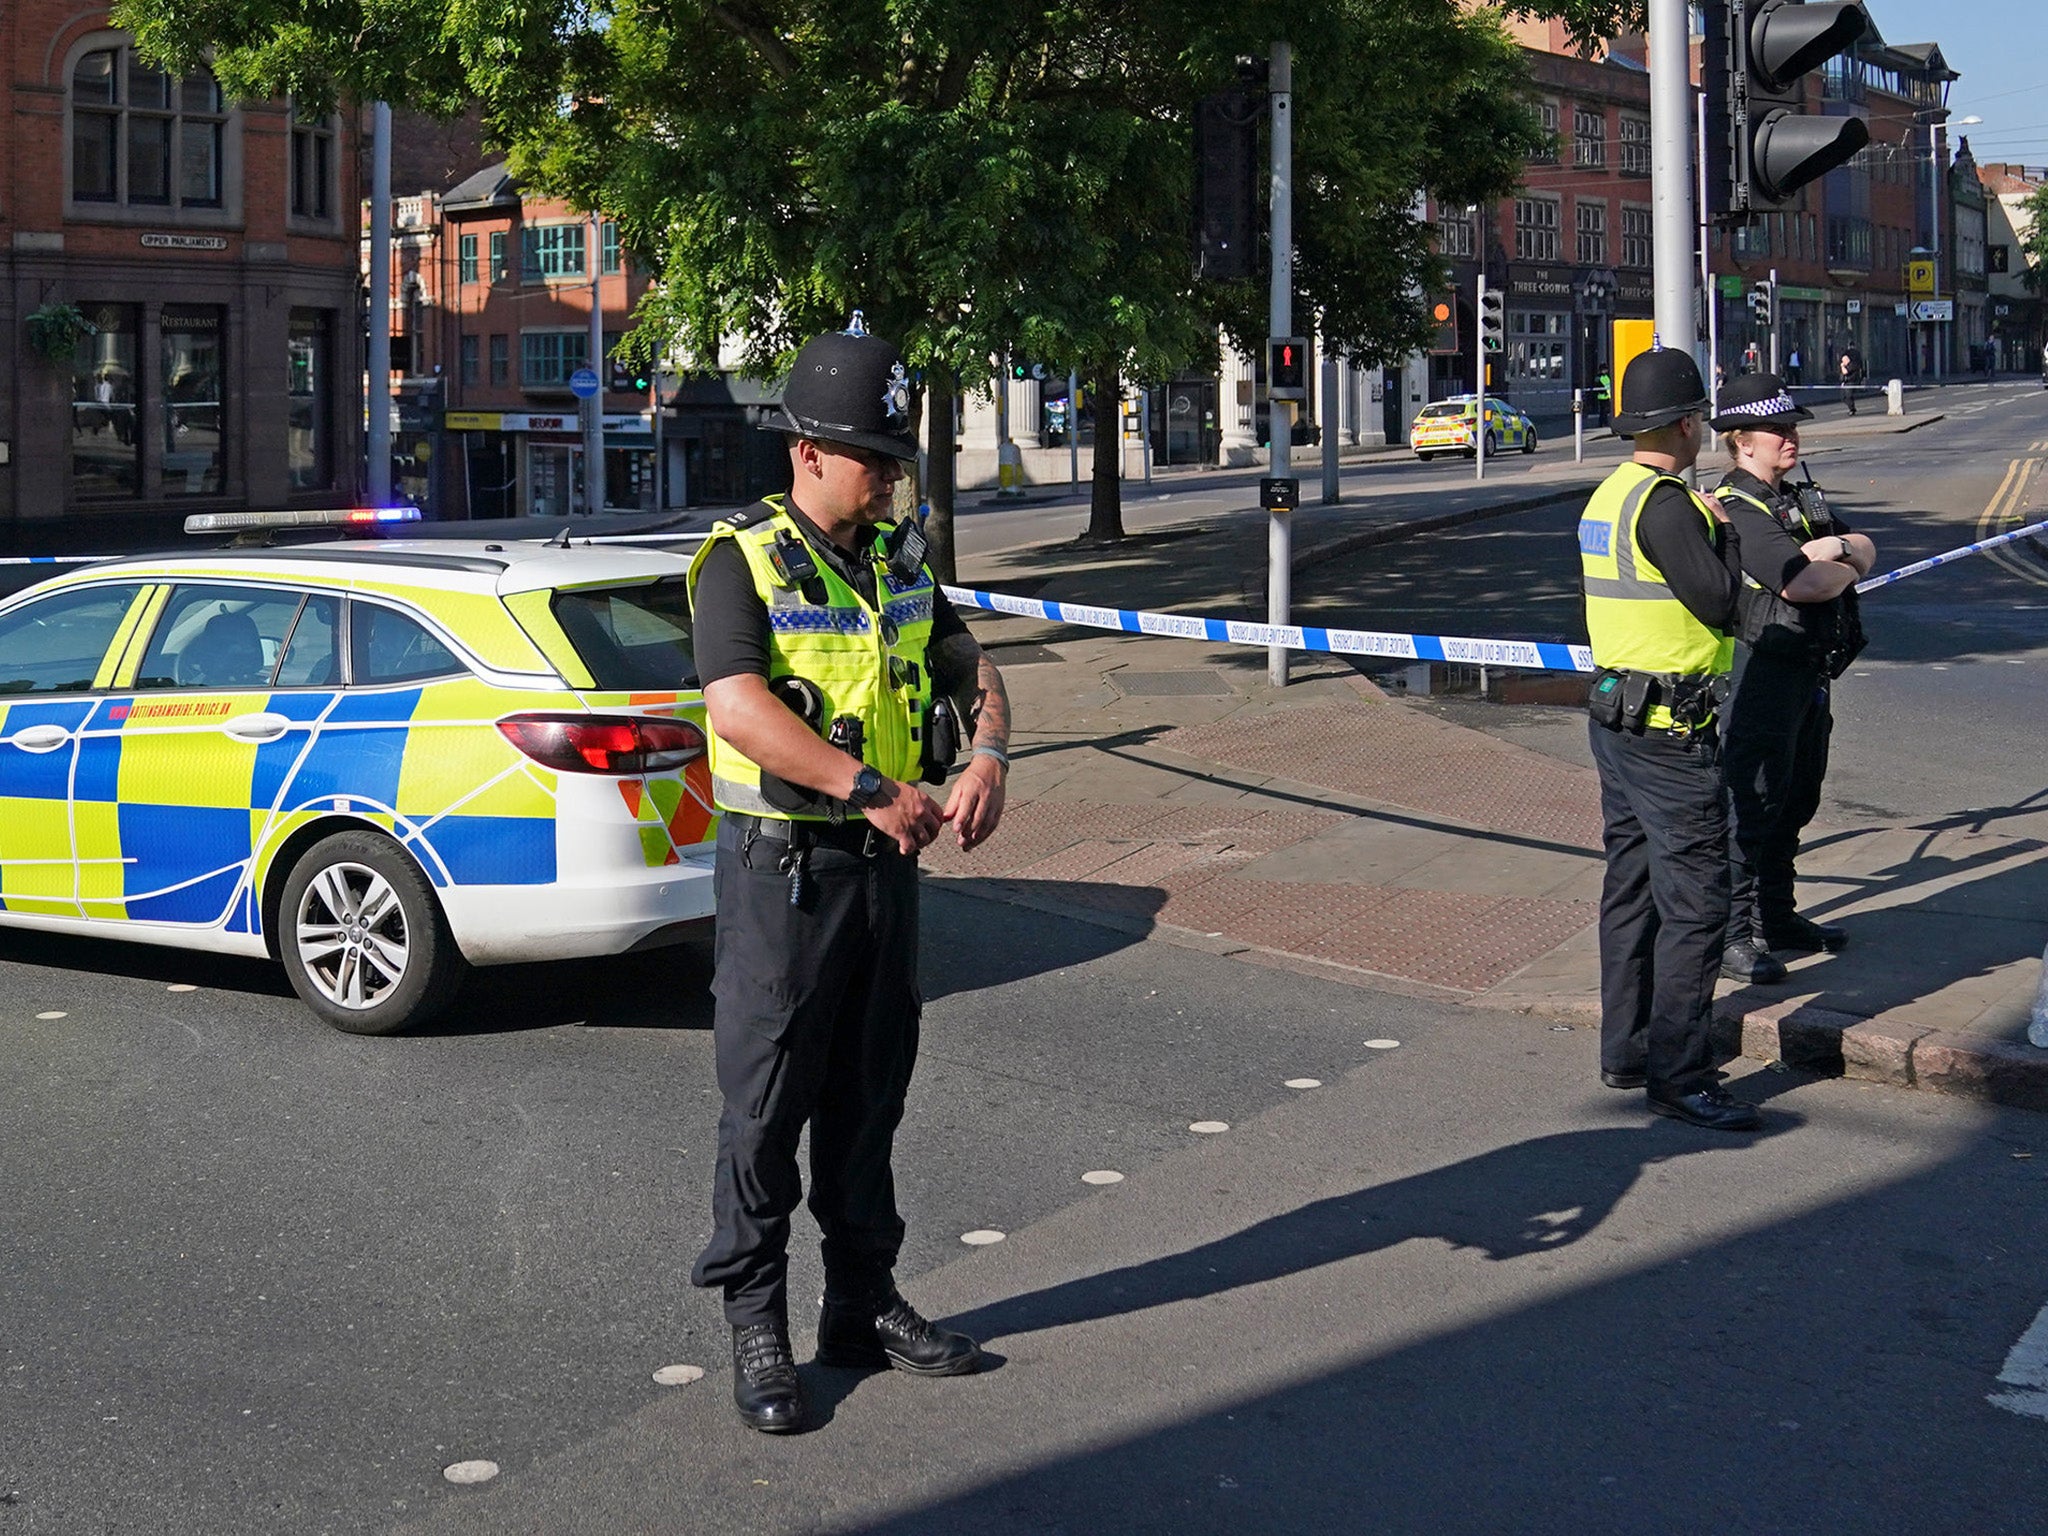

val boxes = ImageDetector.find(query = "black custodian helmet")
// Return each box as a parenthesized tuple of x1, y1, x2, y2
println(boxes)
(770, 313, 919, 461)
(1612, 344, 1711, 437)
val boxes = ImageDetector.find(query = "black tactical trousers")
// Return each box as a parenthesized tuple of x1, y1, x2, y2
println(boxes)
(1722, 648, 1832, 939)
(691, 815, 920, 1330)
(1588, 720, 1729, 1094)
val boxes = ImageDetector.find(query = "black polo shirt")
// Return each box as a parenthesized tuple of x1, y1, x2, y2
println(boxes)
(1632, 478, 1746, 633)
(691, 498, 968, 688)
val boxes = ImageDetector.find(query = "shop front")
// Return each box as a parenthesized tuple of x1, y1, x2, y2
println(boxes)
(442, 410, 658, 518)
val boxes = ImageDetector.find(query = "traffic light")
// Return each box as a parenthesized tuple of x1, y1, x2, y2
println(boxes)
(1750, 281, 1774, 324)
(609, 354, 650, 393)
(1722, 0, 1872, 214)
(1193, 76, 1262, 283)
(1428, 298, 1459, 355)
(1267, 336, 1308, 401)
(1478, 287, 1505, 353)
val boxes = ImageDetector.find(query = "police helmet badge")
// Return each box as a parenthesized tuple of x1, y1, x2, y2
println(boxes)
(882, 362, 911, 430)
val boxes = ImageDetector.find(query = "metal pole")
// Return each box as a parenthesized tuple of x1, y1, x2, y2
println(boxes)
(1697, 83, 1716, 402)
(583, 211, 604, 514)
(1649, 0, 1697, 364)
(1574, 388, 1585, 462)
(651, 371, 664, 511)
(1267, 41, 1293, 689)
(1141, 389, 1152, 484)
(1068, 370, 1080, 487)
(1320, 347, 1339, 503)
(1930, 119, 1945, 381)
(1769, 266, 1781, 375)
(367, 101, 392, 505)
(1474, 271, 1488, 483)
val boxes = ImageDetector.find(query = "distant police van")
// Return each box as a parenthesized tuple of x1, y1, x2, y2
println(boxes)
(0, 509, 715, 1034)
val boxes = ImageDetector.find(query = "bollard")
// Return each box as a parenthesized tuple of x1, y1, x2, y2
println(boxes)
(1573, 388, 1584, 463)
(1886, 378, 1904, 416)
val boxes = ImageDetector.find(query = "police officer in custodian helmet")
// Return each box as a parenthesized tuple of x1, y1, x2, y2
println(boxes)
(687, 317, 1013, 1432)
(1709, 373, 1872, 986)
(1578, 344, 1760, 1132)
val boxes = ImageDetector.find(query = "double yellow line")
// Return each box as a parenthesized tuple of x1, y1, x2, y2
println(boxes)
(1975, 454, 2048, 585)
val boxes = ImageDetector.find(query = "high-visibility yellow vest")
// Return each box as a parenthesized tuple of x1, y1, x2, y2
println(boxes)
(687, 496, 936, 819)
(1578, 462, 1734, 729)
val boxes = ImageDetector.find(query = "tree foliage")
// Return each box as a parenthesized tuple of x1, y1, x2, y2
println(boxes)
(2020, 182, 2048, 296)
(118, 0, 1648, 558)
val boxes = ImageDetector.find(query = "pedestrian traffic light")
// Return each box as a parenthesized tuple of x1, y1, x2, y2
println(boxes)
(1722, 0, 1872, 213)
(1193, 76, 1262, 283)
(1268, 336, 1308, 401)
(1479, 287, 1506, 353)
(1750, 281, 1773, 325)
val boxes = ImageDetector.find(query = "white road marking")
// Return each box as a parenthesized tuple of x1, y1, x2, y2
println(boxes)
(1188, 1121, 1230, 1134)
(35, 1011, 66, 1020)
(961, 1229, 1006, 1245)
(1284, 1078, 1323, 1089)
(166, 984, 197, 993)
(1363, 1039, 1401, 1050)
(442, 1460, 500, 1485)
(1990, 1301, 2048, 1421)
(651, 1364, 704, 1387)
(1081, 1170, 1125, 1185)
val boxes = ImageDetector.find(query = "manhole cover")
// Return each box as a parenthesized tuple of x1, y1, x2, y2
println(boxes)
(1108, 669, 1234, 696)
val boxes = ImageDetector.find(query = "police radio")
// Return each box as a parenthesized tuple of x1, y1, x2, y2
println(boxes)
(884, 519, 929, 584)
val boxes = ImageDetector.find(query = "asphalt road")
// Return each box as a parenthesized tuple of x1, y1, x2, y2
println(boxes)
(1299, 379, 2048, 838)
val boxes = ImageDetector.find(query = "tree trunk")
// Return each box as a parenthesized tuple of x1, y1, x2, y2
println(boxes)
(922, 361, 959, 584)
(1085, 361, 1124, 543)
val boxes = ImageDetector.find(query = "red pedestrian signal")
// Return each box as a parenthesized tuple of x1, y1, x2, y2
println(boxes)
(1268, 336, 1308, 400)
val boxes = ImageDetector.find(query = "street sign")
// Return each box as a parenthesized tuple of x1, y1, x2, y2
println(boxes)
(1906, 258, 1937, 297)
(1846, 298, 1862, 314)
(1911, 299, 1954, 323)
(569, 366, 601, 399)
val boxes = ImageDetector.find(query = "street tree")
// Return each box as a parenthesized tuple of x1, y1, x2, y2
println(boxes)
(2020, 183, 2048, 297)
(117, 0, 1648, 566)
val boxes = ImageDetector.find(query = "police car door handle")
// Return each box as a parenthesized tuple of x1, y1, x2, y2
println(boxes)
(8, 723, 72, 754)
(223, 712, 293, 744)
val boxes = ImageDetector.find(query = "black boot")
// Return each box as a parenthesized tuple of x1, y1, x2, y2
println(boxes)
(817, 1290, 983, 1377)
(731, 1322, 806, 1434)
(1761, 912, 1848, 953)
(1720, 937, 1788, 984)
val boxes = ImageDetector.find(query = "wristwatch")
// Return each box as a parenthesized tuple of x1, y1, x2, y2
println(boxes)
(845, 765, 886, 810)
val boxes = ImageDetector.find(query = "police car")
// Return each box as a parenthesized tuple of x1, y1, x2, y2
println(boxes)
(1409, 395, 1539, 460)
(0, 509, 715, 1035)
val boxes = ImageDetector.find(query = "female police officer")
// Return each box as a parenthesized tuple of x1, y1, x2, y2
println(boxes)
(687, 318, 1011, 1433)
(1709, 373, 1874, 985)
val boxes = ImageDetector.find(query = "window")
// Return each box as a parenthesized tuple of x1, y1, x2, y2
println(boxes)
(0, 585, 145, 696)
(1573, 106, 1606, 169)
(1508, 312, 1569, 385)
(549, 578, 696, 689)
(135, 585, 308, 691)
(288, 102, 335, 220)
(489, 334, 510, 385)
(71, 46, 225, 210)
(351, 604, 464, 684)
(275, 595, 341, 687)
(1530, 101, 1560, 164)
(521, 223, 586, 281)
(459, 233, 479, 285)
(287, 309, 333, 491)
(1576, 202, 1607, 265)
(489, 231, 506, 281)
(460, 334, 480, 386)
(521, 331, 589, 387)
(1620, 116, 1651, 177)
(1736, 219, 1771, 258)
(162, 307, 224, 497)
(71, 303, 141, 499)
(1621, 206, 1653, 268)
(1514, 197, 1560, 262)
(601, 221, 622, 275)
(1437, 208, 1475, 259)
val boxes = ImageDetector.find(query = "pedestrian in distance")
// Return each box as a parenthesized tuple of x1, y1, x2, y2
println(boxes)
(686, 315, 1013, 1434)
(1577, 344, 1761, 1132)
(1709, 374, 1874, 986)
(1840, 351, 1858, 415)
(1786, 347, 1802, 387)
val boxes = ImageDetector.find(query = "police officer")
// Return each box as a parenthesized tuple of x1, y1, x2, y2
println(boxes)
(686, 317, 1012, 1433)
(1578, 345, 1760, 1132)
(1710, 372, 1873, 984)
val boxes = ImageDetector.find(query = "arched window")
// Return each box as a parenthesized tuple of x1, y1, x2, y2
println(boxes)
(71, 43, 226, 210)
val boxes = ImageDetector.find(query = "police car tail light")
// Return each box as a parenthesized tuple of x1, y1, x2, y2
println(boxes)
(497, 714, 706, 774)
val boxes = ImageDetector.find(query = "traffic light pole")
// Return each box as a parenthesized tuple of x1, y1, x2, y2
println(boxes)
(1650, 0, 1698, 377)
(585, 210, 604, 515)
(1267, 41, 1292, 689)
(1474, 272, 1489, 484)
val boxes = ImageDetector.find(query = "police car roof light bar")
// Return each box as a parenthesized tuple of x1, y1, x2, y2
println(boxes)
(182, 507, 424, 535)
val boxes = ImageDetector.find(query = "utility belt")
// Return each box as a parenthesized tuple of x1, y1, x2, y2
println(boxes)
(1586, 667, 1727, 738)
(728, 811, 896, 858)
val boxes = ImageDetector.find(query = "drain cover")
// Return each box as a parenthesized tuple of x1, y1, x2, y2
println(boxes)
(1109, 669, 1234, 696)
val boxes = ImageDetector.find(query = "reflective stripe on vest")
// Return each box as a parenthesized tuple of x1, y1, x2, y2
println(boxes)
(686, 497, 936, 819)
(1579, 462, 1733, 728)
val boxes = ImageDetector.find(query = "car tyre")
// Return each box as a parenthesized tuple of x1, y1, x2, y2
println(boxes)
(1485, 431, 1500, 456)
(1523, 426, 1538, 454)
(278, 830, 467, 1035)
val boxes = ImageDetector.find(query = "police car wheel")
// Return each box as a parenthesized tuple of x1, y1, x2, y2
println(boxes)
(1484, 431, 1500, 456)
(279, 832, 465, 1035)
(1522, 426, 1538, 454)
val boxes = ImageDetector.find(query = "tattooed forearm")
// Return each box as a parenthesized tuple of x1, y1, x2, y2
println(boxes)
(969, 650, 1009, 753)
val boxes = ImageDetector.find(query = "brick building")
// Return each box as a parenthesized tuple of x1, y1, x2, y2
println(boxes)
(1, 3, 362, 551)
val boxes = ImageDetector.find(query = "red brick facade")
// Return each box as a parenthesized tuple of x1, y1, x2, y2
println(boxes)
(2, 3, 362, 551)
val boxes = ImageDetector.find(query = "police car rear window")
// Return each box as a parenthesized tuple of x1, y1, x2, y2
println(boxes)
(1418, 403, 1469, 419)
(550, 577, 696, 690)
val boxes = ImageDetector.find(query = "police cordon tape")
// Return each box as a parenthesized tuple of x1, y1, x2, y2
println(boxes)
(944, 513, 2048, 675)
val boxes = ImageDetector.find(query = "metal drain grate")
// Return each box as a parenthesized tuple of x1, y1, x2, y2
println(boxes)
(1108, 669, 1235, 697)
